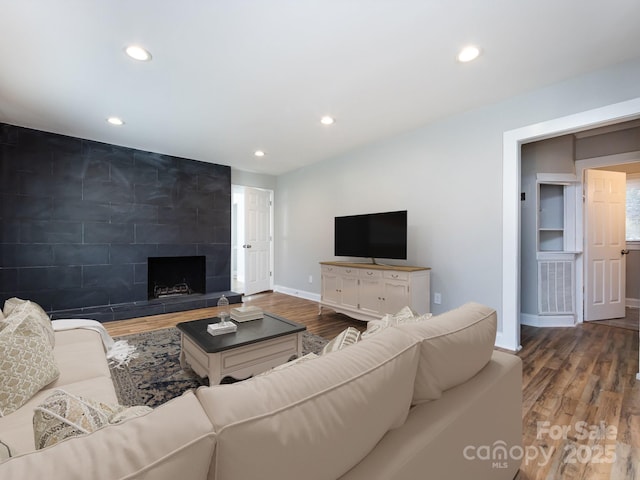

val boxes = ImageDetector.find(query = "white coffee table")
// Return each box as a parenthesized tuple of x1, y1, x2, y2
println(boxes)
(177, 312, 306, 384)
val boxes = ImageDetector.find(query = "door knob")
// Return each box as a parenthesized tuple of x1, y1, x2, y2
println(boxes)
(621, 249, 630, 255)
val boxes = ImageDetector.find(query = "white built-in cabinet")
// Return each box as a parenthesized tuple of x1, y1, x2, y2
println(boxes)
(319, 262, 431, 322)
(536, 174, 580, 322)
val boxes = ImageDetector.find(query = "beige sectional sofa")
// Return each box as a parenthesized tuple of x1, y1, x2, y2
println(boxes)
(0, 302, 522, 480)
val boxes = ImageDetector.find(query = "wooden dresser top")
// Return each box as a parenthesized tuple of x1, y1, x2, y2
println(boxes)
(320, 261, 430, 272)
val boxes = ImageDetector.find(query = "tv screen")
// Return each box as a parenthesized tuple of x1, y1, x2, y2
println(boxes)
(334, 210, 407, 260)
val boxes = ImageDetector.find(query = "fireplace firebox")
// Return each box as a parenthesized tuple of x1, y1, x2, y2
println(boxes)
(147, 256, 206, 300)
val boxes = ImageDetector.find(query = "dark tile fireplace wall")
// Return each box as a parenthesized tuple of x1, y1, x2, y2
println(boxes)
(0, 123, 232, 320)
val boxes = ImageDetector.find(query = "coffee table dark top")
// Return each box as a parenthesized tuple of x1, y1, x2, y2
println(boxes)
(176, 311, 306, 353)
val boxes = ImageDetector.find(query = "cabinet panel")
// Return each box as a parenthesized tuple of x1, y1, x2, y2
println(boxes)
(321, 269, 340, 305)
(381, 280, 410, 314)
(359, 277, 381, 315)
(341, 274, 359, 310)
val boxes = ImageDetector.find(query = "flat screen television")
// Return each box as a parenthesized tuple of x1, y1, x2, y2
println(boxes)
(334, 210, 407, 261)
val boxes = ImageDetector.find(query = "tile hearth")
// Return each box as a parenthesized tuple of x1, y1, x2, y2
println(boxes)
(49, 291, 243, 323)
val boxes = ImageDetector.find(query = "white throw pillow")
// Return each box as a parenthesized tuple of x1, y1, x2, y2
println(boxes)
(321, 326, 361, 355)
(362, 306, 431, 339)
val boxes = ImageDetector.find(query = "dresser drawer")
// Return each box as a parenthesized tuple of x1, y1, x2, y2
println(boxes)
(383, 271, 409, 281)
(359, 269, 383, 279)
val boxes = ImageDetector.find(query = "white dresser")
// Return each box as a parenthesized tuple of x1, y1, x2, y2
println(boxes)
(319, 261, 431, 322)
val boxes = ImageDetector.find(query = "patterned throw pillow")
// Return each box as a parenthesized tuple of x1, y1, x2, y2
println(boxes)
(321, 326, 361, 355)
(33, 390, 152, 449)
(0, 314, 60, 417)
(3, 298, 55, 347)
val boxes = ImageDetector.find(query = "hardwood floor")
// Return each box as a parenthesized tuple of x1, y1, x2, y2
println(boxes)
(103, 292, 640, 479)
(515, 322, 639, 480)
(103, 291, 366, 339)
(591, 307, 639, 332)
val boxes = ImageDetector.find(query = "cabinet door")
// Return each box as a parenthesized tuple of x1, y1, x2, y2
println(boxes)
(321, 271, 340, 305)
(340, 273, 359, 309)
(359, 269, 382, 315)
(381, 280, 410, 315)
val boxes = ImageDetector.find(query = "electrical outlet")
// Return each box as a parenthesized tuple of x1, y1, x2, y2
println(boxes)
(308, 275, 313, 283)
(434, 292, 442, 305)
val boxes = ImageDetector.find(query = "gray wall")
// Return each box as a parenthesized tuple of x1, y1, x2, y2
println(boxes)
(520, 136, 576, 315)
(0, 124, 231, 313)
(231, 169, 277, 191)
(273, 57, 640, 328)
(627, 251, 640, 302)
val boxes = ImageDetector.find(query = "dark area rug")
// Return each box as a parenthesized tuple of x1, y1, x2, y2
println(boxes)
(110, 327, 328, 407)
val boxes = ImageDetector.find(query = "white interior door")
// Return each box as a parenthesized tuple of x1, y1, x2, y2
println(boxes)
(243, 187, 272, 296)
(584, 169, 627, 321)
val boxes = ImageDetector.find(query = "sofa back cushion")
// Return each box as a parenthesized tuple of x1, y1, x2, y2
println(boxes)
(196, 326, 420, 480)
(0, 390, 216, 480)
(399, 302, 497, 404)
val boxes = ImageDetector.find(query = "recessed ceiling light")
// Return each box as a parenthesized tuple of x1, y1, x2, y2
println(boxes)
(320, 116, 335, 125)
(254, 150, 266, 157)
(457, 45, 481, 63)
(125, 45, 152, 61)
(107, 117, 124, 126)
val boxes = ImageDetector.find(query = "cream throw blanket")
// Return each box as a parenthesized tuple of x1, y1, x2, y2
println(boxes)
(51, 319, 138, 368)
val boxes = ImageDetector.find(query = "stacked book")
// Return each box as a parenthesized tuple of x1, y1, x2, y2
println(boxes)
(207, 321, 237, 336)
(230, 305, 264, 322)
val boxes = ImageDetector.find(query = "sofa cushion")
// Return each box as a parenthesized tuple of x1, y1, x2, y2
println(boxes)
(196, 326, 420, 480)
(0, 441, 10, 462)
(398, 302, 497, 404)
(0, 391, 216, 480)
(48, 329, 112, 388)
(0, 312, 59, 417)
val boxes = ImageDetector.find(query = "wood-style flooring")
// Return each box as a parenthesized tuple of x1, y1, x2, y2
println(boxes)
(591, 307, 639, 332)
(103, 291, 367, 338)
(103, 292, 640, 479)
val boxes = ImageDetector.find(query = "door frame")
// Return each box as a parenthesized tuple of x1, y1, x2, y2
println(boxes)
(576, 153, 640, 322)
(231, 185, 275, 294)
(501, 97, 640, 352)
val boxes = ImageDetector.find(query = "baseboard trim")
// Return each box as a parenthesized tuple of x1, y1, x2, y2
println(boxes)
(273, 285, 321, 303)
(495, 331, 521, 352)
(520, 312, 576, 327)
(627, 298, 639, 309)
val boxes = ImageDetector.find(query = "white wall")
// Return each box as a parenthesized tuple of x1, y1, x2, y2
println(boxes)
(273, 57, 640, 346)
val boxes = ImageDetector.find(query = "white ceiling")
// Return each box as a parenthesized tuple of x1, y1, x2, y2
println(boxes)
(1, 1, 640, 175)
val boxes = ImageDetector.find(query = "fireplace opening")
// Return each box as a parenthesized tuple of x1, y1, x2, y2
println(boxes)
(147, 256, 206, 300)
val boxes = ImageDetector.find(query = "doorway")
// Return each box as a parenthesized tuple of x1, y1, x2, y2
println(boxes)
(231, 185, 274, 295)
(577, 158, 640, 322)
(502, 97, 640, 352)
